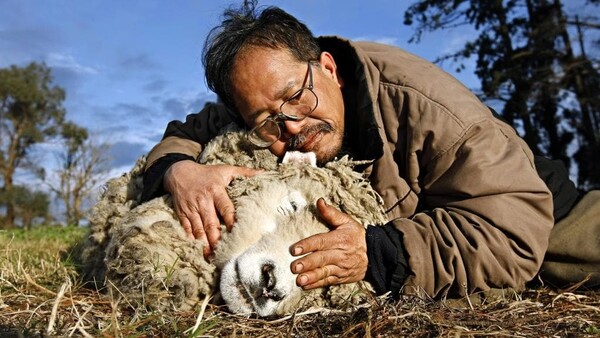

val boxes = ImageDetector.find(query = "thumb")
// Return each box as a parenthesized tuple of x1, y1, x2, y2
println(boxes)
(316, 198, 354, 229)
(232, 166, 263, 178)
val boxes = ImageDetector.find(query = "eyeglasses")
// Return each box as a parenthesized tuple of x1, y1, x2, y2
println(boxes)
(247, 62, 319, 148)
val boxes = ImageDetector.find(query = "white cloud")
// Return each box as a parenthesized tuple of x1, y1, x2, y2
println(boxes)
(372, 37, 399, 46)
(441, 33, 473, 55)
(352, 36, 399, 46)
(46, 53, 99, 75)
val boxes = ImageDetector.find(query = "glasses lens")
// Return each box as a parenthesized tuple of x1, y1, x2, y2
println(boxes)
(280, 89, 318, 119)
(248, 119, 281, 147)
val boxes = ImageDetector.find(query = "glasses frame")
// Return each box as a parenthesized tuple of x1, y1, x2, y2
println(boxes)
(247, 61, 319, 148)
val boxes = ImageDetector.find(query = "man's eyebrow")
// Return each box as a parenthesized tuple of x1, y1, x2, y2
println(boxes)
(247, 79, 297, 120)
(274, 79, 297, 101)
(247, 109, 268, 122)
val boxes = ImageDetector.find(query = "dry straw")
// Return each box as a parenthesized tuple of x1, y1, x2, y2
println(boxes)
(1, 222, 599, 337)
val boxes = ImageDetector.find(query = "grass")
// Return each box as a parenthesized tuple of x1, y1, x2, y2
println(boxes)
(1, 226, 599, 337)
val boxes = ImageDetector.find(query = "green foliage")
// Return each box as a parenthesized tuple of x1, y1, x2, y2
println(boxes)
(0, 62, 102, 229)
(404, 0, 600, 189)
(0, 62, 66, 156)
(60, 121, 89, 164)
(585, 325, 600, 334)
(0, 185, 50, 229)
(0, 62, 66, 228)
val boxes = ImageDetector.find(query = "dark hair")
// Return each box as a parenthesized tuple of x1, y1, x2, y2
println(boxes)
(202, 0, 321, 111)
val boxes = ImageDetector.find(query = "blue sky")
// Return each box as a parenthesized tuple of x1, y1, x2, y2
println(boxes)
(1, 0, 483, 175)
(1, 0, 591, 176)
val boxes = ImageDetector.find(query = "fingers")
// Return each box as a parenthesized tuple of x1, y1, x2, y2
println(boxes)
(296, 266, 348, 289)
(178, 193, 223, 258)
(316, 198, 355, 229)
(291, 246, 367, 288)
(292, 247, 348, 272)
(199, 203, 222, 253)
(177, 214, 195, 240)
(164, 162, 262, 259)
(174, 199, 211, 257)
(213, 191, 236, 231)
(294, 260, 367, 289)
(215, 165, 262, 230)
(291, 231, 327, 256)
(291, 200, 359, 256)
(289, 200, 368, 289)
(236, 166, 263, 178)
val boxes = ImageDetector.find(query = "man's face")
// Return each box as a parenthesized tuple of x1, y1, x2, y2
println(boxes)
(230, 46, 345, 164)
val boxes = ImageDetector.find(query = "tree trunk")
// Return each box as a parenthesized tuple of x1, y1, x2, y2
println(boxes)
(553, 0, 600, 188)
(2, 175, 15, 229)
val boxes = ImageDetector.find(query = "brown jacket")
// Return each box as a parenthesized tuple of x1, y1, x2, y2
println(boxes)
(145, 37, 554, 298)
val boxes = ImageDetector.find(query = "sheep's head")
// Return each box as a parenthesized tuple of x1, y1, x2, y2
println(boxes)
(198, 129, 388, 316)
(205, 147, 387, 316)
(213, 171, 333, 316)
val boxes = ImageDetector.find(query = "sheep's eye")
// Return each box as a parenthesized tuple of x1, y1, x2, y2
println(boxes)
(275, 191, 307, 216)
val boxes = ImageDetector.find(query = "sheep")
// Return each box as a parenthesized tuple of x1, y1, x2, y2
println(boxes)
(80, 125, 388, 316)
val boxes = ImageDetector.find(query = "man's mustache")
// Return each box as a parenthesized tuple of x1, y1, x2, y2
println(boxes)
(288, 123, 334, 150)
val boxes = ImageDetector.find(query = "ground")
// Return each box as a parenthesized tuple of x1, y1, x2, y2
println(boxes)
(0, 227, 598, 337)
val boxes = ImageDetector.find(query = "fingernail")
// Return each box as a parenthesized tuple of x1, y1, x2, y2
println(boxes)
(295, 262, 304, 273)
(299, 275, 308, 285)
(293, 246, 303, 255)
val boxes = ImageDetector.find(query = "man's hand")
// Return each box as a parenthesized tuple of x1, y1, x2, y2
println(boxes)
(164, 160, 261, 258)
(289, 198, 367, 289)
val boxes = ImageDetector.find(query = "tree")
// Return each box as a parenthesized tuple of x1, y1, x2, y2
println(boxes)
(0, 185, 50, 229)
(12, 185, 50, 229)
(404, 0, 600, 189)
(0, 62, 66, 228)
(43, 123, 112, 226)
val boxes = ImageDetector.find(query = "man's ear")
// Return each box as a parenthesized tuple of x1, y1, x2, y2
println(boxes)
(318, 52, 343, 87)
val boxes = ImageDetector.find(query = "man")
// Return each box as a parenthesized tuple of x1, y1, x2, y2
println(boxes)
(141, 2, 588, 298)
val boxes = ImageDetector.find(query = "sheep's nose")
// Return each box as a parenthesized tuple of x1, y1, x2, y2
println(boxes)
(261, 263, 285, 301)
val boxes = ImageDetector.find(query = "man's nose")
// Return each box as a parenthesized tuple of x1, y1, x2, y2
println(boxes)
(281, 118, 306, 137)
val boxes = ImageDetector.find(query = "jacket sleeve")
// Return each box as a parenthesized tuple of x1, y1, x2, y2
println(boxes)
(393, 118, 554, 298)
(144, 102, 236, 170)
(141, 103, 237, 200)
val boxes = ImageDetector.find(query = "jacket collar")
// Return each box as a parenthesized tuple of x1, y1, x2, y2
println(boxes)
(317, 36, 384, 163)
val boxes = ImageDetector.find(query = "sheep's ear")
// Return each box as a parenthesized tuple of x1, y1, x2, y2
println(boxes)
(282, 151, 317, 167)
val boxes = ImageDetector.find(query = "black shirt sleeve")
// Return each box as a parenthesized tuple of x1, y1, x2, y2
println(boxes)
(534, 155, 581, 221)
(141, 153, 195, 202)
(364, 223, 410, 298)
